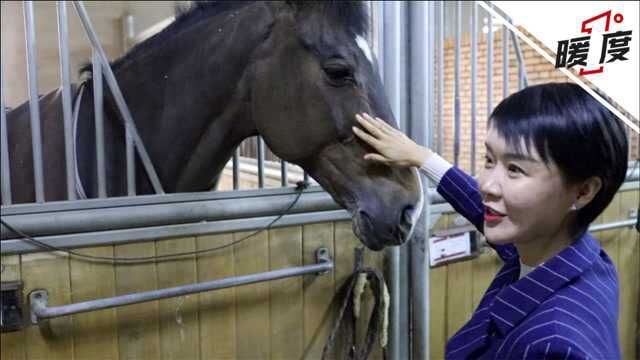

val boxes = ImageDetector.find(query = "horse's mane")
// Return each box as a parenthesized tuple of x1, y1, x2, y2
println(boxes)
(80, 1, 368, 77)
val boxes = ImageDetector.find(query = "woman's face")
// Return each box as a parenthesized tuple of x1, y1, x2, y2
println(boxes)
(478, 127, 576, 246)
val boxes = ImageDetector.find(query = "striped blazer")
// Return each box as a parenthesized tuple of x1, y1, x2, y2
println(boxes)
(438, 166, 620, 360)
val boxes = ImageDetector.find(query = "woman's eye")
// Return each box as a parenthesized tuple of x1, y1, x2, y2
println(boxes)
(507, 164, 524, 175)
(484, 155, 494, 168)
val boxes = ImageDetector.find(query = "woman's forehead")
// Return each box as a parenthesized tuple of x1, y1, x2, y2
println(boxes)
(485, 127, 542, 161)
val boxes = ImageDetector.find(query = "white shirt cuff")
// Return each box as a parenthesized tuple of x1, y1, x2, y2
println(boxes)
(418, 152, 453, 184)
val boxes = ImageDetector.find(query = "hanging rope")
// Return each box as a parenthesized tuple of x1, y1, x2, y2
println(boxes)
(322, 247, 389, 360)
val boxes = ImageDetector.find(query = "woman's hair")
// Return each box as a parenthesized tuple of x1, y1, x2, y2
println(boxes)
(489, 82, 629, 236)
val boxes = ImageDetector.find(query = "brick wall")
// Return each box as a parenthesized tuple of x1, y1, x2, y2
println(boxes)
(438, 27, 639, 175)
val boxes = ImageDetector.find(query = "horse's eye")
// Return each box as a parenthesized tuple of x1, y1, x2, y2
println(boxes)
(323, 63, 355, 85)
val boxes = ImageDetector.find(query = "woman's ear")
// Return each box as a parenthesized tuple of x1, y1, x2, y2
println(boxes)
(574, 176, 603, 210)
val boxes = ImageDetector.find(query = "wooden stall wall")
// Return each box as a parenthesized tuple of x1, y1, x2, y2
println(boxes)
(1, 221, 385, 360)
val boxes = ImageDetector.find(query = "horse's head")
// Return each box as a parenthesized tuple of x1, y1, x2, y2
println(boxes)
(250, 1, 423, 250)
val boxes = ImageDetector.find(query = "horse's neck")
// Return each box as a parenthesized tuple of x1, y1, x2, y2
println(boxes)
(114, 3, 272, 193)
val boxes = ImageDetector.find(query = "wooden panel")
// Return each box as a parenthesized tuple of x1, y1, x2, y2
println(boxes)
(302, 223, 336, 359)
(445, 212, 474, 340)
(429, 215, 450, 360)
(0, 255, 25, 360)
(362, 241, 385, 360)
(21, 252, 74, 360)
(334, 221, 356, 358)
(597, 195, 621, 270)
(114, 242, 160, 360)
(156, 237, 199, 360)
(69, 247, 118, 360)
(617, 190, 639, 360)
(234, 230, 270, 359)
(196, 233, 236, 360)
(269, 226, 304, 359)
(471, 249, 501, 310)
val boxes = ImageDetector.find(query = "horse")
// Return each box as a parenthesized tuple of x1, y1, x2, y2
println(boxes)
(3, 1, 424, 251)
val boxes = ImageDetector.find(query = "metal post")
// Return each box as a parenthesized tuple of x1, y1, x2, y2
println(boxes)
(487, 11, 494, 116)
(471, 2, 477, 176)
(257, 136, 265, 188)
(56, 1, 76, 201)
(503, 25, 509, 98)
(92, 50, 107, 198)
(0, 62, 11, 205)
(23, 1, 45, 203)
(233, 148, 240, 190)
(383, 2, 409, 358)
(280, 161, 288, 187)
(454, 1, 461, 167)
(72, 1, 164, 195)
(409, 2, 434, 358)
(510, 31, 529, 90)
(126, 132, 135, 196)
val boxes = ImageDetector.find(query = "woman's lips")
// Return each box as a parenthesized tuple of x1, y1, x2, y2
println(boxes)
(484, 206, 506, 225)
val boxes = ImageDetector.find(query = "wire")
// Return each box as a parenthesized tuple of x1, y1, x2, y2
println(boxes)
(0, 181, 309, 264)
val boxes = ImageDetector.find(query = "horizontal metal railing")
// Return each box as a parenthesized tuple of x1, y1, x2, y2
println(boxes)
(29, 248, 332, 324)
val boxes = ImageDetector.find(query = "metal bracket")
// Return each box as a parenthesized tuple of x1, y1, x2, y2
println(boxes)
(29, 289, 48, 325)
(316, 247, 331, 274)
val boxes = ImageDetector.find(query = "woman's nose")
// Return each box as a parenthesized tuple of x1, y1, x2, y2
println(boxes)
(478, 170, 501, 198)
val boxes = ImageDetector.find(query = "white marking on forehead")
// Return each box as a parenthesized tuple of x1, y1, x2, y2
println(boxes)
(355, 35, 373, 64)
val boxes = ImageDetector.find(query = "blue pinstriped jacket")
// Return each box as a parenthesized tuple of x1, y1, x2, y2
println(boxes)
(438, 166, 620, 360)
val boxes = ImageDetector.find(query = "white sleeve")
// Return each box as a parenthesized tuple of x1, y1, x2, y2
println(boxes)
(418, 152, 453, 184)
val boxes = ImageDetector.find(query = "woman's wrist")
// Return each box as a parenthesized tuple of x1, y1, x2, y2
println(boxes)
(411, 146, 433, 168)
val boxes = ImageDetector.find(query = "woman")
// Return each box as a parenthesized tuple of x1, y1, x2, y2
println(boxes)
(353, 82, 628, 359)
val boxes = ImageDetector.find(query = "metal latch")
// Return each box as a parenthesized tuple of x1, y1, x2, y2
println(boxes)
(1, 281, 24, 332)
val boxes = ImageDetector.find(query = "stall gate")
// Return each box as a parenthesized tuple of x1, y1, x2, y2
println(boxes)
(1, 2, 639, 360)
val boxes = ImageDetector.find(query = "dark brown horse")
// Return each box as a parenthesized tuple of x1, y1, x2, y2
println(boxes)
(4, 1, 423, 250)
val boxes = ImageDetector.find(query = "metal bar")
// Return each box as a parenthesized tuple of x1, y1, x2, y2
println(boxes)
(30, 248, 332, 323)
(23, 1, 45, 203)
(233, 148, 240, 190)
(303, 172, 309, 185)
(409, 2, 435, 357)
(1, 60, 11, 205)
(487, 10, 493, 115)
(92, 50, 107, 198)
(257, 137, 265, 188)
(2, 210, 351, 255)
(589, 219, 637, 233)
(72, 1, 164, 195)
(383, 1, 408, 357)
(280, 161, 288, 187)
(126, 131, 135, 196)
(471, 2, 477, 176)
(1, 190, 346, 239)
(510, 30, 529, 89)
(503, 25, 509, 98)
(453, 1, 461, 166)
(437, 1, 444, 155)
(56, 1, 76, 201)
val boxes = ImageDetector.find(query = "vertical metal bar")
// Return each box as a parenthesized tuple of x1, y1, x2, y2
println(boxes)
(303, 171, 309, 185)
(471, 2, 477, 176)
(280, 161, 288, 187)
(232, 148, 239, 190)
(23, 1, 45, 203)
(126, 132, 135, 196)
(92, 50, 107, 198)
(383, 2, 408, 358)
(503, 25, 509, 98)
(0, 63, 11, 205)
(510, 31, 529, 89)
(453, 1, 461, 167)
(487, 11, 494, 116)
(56, 1, 76, 200)
(409, 2, 435, 358)
(257, 136, 265, 188)
(72, 1, 164, 195)
(438, 1, 444, 155)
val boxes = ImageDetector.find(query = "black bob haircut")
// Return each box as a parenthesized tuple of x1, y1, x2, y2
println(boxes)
(489, 82, 629, 236)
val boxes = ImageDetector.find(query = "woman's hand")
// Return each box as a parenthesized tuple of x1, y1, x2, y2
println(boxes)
(353, 113, 432, 168)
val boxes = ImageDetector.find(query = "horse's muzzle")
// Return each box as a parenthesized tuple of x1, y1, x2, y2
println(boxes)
(354, 204, 418, 250)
